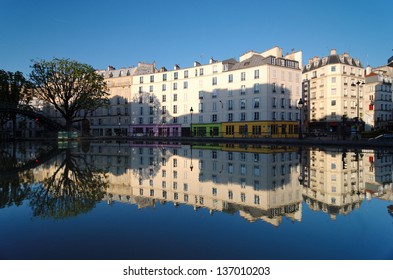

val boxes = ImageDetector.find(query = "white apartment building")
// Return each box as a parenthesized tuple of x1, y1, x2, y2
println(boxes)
(130, 46, 303, 138)
(364, 60, 393, 131)
(302, 49, 365, 135)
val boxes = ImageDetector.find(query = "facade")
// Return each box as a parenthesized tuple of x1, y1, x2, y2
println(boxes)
(302, 49, 365, 135)
(130, 46, 303, 138)
(364, 62, 393, 130)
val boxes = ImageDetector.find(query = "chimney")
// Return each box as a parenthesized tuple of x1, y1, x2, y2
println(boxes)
(194, 61, 201, 67)
(330, 49, 337, 55)
(174, 64, 180, 70)
(366, 65, 372, 75)
(107, 65, 115, 71)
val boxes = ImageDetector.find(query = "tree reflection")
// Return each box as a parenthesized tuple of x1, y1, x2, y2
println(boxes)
(0, 144, 32, 208)
(29, 149, 109, 220)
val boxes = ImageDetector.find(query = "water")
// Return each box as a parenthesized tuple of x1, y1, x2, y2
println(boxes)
(1, 141, 392, 260)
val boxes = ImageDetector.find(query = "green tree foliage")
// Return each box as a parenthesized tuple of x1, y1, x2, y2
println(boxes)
(30, 58, 109, 131)
(0, 70, 32, 131)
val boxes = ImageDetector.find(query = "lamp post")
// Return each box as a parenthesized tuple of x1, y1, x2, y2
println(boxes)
(118, 113, 121, 136)
(190, 107, 194, 137)
(351, 80, 364, 140)
(190, 144, 193, 171)
(219, 100, 223, 137)
(298, 98, 304, 139)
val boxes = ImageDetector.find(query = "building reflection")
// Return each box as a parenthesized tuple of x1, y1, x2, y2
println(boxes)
(1, 141, 393, 224)
(96, 142, 304, 226)
(302, 147, 393, 220)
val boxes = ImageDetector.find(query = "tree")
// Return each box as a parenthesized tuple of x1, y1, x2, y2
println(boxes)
(30, 58, 109, 132)
(0, 70, 32, 134)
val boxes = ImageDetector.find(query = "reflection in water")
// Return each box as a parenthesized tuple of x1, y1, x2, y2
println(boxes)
(1, 141, 393, 225)
(0, 142, 109, 219)
(302, 148, 393, 220)
(29, 149, 109, 219)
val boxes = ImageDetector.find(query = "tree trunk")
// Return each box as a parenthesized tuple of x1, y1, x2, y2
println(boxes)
(66, 119, 72, 132)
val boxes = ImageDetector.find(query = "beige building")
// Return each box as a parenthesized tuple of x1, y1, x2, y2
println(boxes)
(364, 60, 393, 130)
(302, 49, 365, 135)
(130, 46, 303, 138)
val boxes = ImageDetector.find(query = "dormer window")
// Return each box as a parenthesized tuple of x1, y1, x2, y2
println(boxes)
(339, 55, 345, 63)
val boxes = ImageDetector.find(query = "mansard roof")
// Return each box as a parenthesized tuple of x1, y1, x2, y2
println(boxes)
(303, 54, 364, 73)
(230, 54, 267, 71)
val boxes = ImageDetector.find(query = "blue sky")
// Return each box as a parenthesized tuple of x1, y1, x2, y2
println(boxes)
(1, 0, 392, 75)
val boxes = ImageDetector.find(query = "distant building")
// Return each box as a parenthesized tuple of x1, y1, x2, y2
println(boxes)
(364, 61, 393, 131)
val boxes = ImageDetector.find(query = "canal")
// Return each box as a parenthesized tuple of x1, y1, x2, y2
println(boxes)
(0, 141, 392, 259)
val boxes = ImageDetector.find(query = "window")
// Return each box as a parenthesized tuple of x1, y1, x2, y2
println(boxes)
(162, 84, 166, 91)
(174, 72, 178, 80)
(240, 112, 246, 121)
(228, 74, 233, 83)
(228, 113, 233, 122)
(162, 95, 166, 102)
(212, 114, 217, 122)
(254, 83, 260, 93)
(212, 89, 218, 98)
(184, 70, 188, 78)
(162, 106, 166, 114)
(173, 83, 177, 90)
(254, 98, 260, 108)
(254, 112, 259, 120)
(173, 94, 177, 102)
(254, 69, 260, 79)
(331, 77, 336, 83)
(140, 76, 144, 83)
(228, 100, 233, 110)
(241, 85, 246, 95)
(331, 88, 336, 95)
(212, 77, 217, 85)
(199, 68, 204, 76)
(240, 99, 246, 109)
(272, 97, 276, 108)
(150, 75, 154, 82)
(173, 105, 177, 114)
(281, 84, 285, 93)
(163, 73, 167, 81)
(331, 66, 336, 72)
(198, 103, 204, 113)
(331, 100, 336, 106)
(272, 83, 276, 92)
(241, 72, 246, 81)
(183, 81, 188, 89)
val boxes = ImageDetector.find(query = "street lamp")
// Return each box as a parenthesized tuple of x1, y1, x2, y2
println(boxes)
(298, 98, 304, 139)
(190, 107, 194, 137)
(351, 80, 365, 140)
